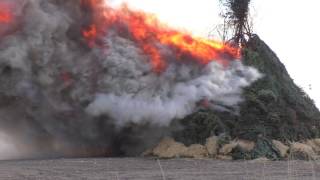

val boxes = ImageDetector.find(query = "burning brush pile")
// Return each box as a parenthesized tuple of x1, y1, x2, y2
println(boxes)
(0, 0, 261, 159)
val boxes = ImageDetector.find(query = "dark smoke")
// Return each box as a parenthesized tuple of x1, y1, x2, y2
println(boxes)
(0, 0, 260, 159)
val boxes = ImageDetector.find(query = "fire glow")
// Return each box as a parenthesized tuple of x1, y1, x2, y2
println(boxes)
(0, 3, 12, 24)
(82, 0, 241, 72)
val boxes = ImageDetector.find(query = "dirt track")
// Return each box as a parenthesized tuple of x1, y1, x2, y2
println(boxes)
(0, 158, 319, 180)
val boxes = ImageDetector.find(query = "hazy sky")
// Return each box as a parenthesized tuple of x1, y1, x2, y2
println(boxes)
(110, 0, 320, 108)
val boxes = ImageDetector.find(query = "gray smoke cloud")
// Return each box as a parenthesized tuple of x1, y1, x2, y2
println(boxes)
(86, 35, 260, 125)
(0, 0, 260, 159)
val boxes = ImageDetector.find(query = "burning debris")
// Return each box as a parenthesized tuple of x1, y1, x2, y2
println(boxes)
(0, 0, 260, 159)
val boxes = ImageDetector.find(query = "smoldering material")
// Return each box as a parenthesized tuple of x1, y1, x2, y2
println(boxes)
(0, 0, 260, 159)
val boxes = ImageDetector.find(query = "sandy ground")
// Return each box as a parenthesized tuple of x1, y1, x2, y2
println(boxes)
(0, 158, 319, 180)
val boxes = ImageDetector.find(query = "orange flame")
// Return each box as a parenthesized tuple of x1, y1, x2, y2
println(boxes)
(81, 0, 241, 72)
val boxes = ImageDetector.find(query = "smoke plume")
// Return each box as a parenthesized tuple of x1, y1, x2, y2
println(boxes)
(0, 0, 260, 159)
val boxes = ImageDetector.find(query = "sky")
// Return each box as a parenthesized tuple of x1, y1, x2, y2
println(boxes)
(110, 0, 320, 108)
(252, 0, 320, 108)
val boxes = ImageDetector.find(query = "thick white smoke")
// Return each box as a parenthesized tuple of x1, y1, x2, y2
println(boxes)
(0, 0, 261, 158)
(86, 34, 261, 125)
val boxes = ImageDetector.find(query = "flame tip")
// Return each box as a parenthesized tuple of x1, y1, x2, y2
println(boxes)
(81, 0, 242, 72)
